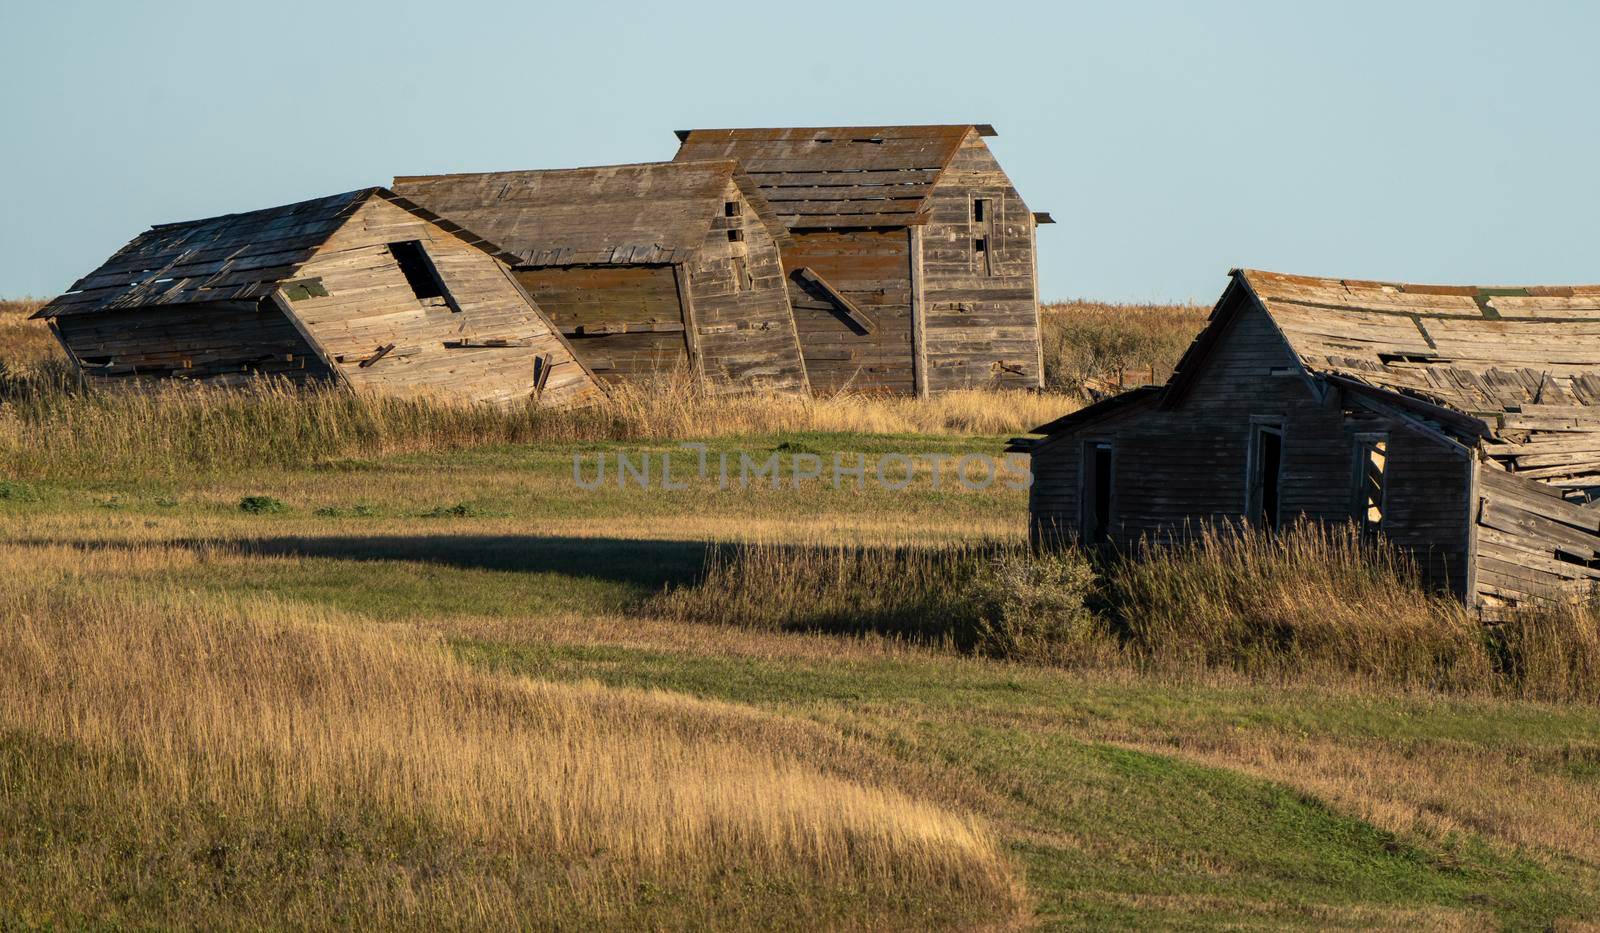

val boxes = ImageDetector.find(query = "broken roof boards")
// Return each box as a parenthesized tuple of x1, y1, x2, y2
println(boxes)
(35, 188, 600, 407)
(392, 161, 810, 395)
(673, 124, 1048, 396)
(1019, 268, 1600, 617)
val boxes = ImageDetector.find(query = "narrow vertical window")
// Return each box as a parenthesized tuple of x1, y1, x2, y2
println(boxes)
(731, 255, 750, 292)
(389, 241, 447, 302)
(973, 197, 989, 223)
(1250, 424, 1284, 531)
(1081, 441, 1114, 545)
(1356, 435, 1387, 533)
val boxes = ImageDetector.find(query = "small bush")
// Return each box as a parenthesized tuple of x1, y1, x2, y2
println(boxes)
(238, 495, 287, 515)
(969, 549, 1107, 663)
(0, 480, 38, 502)
(422, 502, 489, 519)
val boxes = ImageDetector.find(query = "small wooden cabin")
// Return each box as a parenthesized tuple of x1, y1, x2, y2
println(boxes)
(1015, 268, 1600, 616)
(392, 161, 809, 395)
(34, 188, 599, 407)
(673, 124, 1052, 396)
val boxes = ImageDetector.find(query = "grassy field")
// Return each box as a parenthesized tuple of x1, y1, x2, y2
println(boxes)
(3, 300, 1599, 929)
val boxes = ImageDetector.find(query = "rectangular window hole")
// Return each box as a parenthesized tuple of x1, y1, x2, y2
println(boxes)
(727, 228, 744, 242)
(389, 241, 446, 301)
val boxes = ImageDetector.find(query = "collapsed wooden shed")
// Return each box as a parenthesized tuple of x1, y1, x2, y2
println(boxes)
(391, 161, 809, 394)
(1015, 268, 1600, 617)
(672, 124, 1051, 396)
(33, 187, 599, 407)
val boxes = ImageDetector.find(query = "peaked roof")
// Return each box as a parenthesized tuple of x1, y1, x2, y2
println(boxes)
(391, 160, 787, 267)
(1030, 268, 1600, 487)
(35, 188, 519, 320)
(671, 124, 995, 230)
(1232, 268, 1600, 422)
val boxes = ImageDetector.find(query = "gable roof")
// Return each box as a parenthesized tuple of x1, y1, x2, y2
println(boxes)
(1236, 268, 1600, 422)
(671, 124, 995, 230)
(1026, 268, 1600, 486)
(34, 188, 520, 320)
(391, 160, 787, 268)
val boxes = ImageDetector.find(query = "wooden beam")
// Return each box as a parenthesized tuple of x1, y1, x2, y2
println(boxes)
(359, 343, 396, 368)
(1028, 215, 1044, 389)
(672, 263, 704, 380)
(796, 265, 878, 336)
(907, 230, 928, 397)
(268, 289, 348, 387)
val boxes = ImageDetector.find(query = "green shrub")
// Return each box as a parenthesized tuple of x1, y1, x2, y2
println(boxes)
(238, 495, 287, 515)
(969, 549, 1107, 663)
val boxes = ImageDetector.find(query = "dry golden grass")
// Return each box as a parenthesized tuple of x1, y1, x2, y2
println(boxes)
(0, 298, 57, 370)
(0, 370, 1073, 481)
(0, 541, 1023, 929)
(1039, 299, 1208, 392)
(655, 523, 1600, 703)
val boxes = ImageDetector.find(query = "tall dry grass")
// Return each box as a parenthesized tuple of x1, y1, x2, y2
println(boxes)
(0, 298, 57, 371)
(1039, 300, 1208, 392)
(0, 370, 1073, 481)
(0, 543, 1022, 929)
(654, 524, 1600, 703)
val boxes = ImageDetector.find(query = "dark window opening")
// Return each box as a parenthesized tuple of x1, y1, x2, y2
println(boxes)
(1356, 436, 1387, 534)
(727, 228, 744, 242)
(389, 241, 446, 302)
(974, 237, 987, 254)
(731, 255, 750, 292)
(725, 201, 740, 217)
(1082, 441, 1114, 545)
(973, 198, 988, 223)
(1251, 425, 1284, 531)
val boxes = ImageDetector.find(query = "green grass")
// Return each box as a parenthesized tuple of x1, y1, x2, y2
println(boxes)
(5, 427, 1600, 929)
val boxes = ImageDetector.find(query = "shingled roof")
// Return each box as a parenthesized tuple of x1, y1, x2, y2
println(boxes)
(672, 124, 994, 230)
(1163, 269, 1600, 487)
(34, 188, 518, 320)
(390, 161, 788, 268)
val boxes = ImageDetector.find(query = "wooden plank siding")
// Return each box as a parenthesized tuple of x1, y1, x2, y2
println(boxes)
(673, 125, 1046, 396)
(515, 265, 691, 384)
(283, 197, 597, 408)
(392, 162, 808, 395)
(53, 300, 332, 385)
(1029, 295, 1474, 599)
(917, 131, 1044, 391)
(782, 230, 915, 395)
(683, 179, 810, 392)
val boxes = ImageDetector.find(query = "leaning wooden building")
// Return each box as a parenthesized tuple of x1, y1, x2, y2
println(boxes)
(673, 124, 1051, 395)
(34, 187, 599, 407)
(392, 161, 809, 395)
(1016, 268, 1600, 616)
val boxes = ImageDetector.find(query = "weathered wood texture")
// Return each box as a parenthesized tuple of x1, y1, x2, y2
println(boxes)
(782, 230, 914, 395)
(1028, 267, 1600, 614)
(1473, 466, 1600, 614)
(515, 265, 689, 384)
(393, 163, 808, 394)
(285, 197, 596, 407)
(673, 125, 1045, 395)
(1029, 291, 1474, 599)
(53, 301, 331, 384)
(36, 189, 600, 408)
(917, 132, 1043, 391)
(1243, 269, 1600, 487)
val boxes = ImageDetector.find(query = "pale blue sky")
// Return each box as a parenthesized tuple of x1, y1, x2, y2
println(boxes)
(3, 1, 1596, 302)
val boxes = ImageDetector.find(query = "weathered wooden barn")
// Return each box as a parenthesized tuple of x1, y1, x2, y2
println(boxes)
(391, 161, 810, 395)
(34, 187, 600, 407)
(672, 124, 1051, 396)
(1017, 268, 1600, 616)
